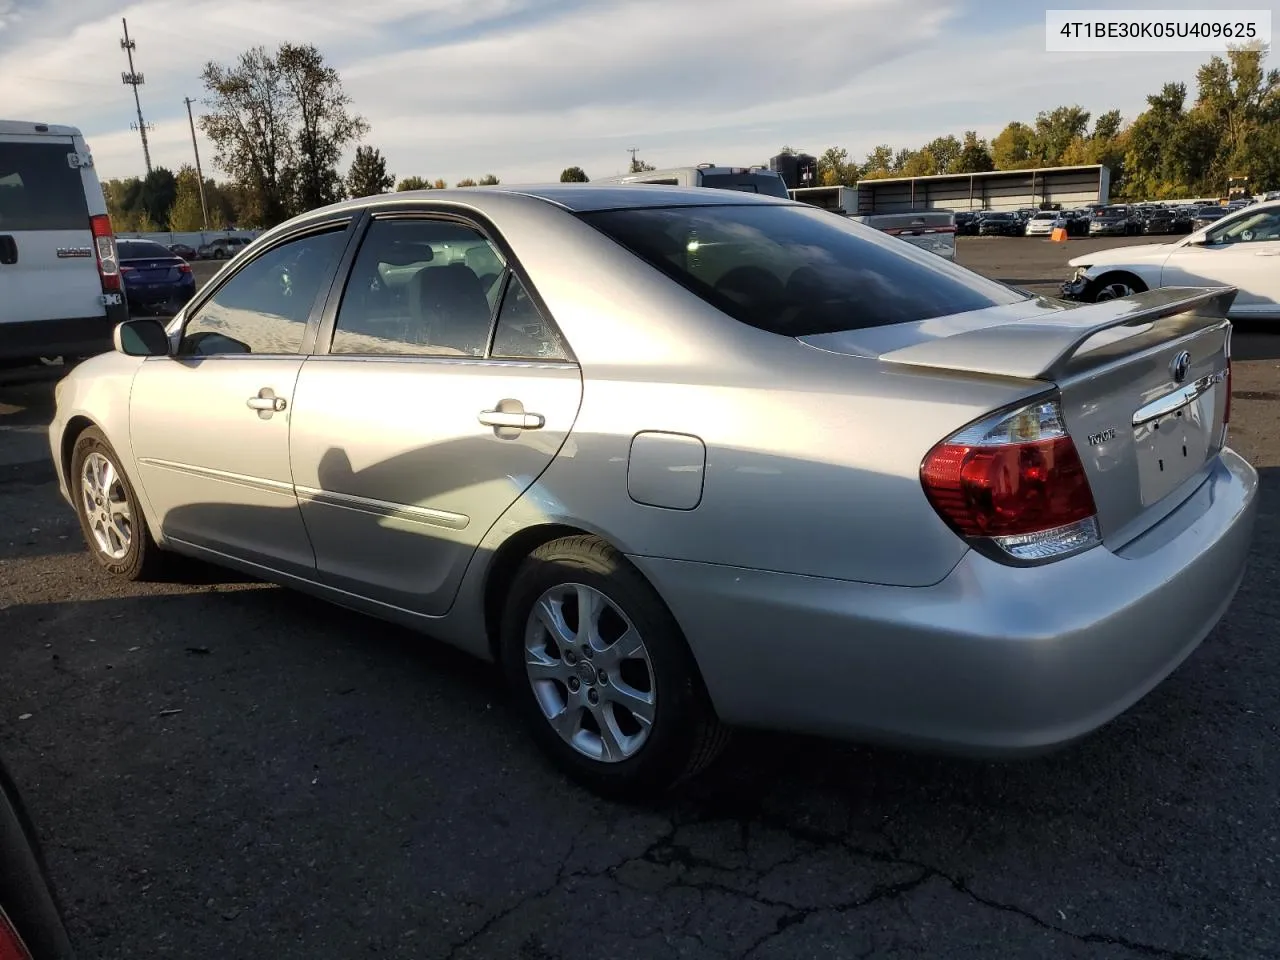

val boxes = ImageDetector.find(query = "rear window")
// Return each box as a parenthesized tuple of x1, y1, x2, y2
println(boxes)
(581, 204, 1026, 337)
(117, 239, 173, 259)
(0, 141, 90, 231)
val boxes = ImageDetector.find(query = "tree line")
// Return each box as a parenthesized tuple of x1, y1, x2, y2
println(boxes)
(789, 47, 1277, 200)
(102, 44, 1276, 233)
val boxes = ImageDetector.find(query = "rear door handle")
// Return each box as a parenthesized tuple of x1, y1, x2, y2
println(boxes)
(0, 235, 16, 265)
(478, 409, 544, 430)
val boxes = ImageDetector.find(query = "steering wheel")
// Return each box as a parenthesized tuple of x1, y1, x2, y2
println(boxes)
(1241, 229, 1255, 242)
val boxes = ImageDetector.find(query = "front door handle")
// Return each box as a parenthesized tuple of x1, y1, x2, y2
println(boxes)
(0, 235, 16, 265)
(478, 409, 544, 430)
(247, 387, 287, 419)
(247, 396, 286, 411)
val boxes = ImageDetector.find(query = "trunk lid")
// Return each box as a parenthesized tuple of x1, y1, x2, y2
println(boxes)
(800, 286, 1236, 545)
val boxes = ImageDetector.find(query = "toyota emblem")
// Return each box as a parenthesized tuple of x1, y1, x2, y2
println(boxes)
(1169, 350, 1191, 384)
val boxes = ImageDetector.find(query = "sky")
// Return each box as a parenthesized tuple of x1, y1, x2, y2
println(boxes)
(0, 0, 1257, 187)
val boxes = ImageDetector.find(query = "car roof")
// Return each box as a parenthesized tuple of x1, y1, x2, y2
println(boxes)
(307, 183, 793, 221)
(0, 119, 82, 138)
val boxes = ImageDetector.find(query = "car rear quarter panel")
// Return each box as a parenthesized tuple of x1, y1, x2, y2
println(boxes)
(478, 199, 1045, 587)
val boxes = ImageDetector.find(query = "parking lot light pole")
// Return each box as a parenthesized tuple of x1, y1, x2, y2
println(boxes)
(183, 96, 210, 231)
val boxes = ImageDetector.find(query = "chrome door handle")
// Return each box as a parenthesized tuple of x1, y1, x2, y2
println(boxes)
(478, 409, 544, 430)
(247, 395, 286, 412)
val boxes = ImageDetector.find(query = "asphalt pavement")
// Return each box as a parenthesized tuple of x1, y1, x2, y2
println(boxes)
(2, 237, 1278, 959)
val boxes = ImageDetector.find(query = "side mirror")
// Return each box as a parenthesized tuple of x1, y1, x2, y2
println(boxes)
(113, 318, 171, 357)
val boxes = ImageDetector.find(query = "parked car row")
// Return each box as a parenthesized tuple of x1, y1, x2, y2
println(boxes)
(162, 236, 252, 260)
(952, 199, 1265, 240)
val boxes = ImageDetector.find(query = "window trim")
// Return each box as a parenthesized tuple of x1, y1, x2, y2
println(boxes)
(313, 206, 576, 365)
(171, 215, 357, 360)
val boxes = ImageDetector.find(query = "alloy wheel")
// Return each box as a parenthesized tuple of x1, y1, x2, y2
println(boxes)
(1094, 281, 1137, 302)
(523, 582, 657, 763)
(80, 452, 132, 560)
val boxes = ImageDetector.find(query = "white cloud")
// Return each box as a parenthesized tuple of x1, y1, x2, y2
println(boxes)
(0, 0, 1237, 187)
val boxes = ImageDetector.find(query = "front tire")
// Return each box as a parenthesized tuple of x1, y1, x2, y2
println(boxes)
(70, 427, 166, 580)
(1089, 272, 1148, 303)
(500, 535, 729, 800)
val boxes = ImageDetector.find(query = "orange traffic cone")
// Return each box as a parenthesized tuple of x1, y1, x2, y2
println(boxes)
(1050, 226, 1068, 242)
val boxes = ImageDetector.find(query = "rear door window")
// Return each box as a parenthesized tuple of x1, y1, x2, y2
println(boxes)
(0, 141, 90, 231)
(582, 204, 1025, 336)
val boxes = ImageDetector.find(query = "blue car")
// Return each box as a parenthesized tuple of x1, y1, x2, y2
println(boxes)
(117, 238, 196, 316)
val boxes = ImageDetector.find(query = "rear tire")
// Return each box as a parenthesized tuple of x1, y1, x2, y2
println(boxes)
(499, 535, 730, 800)
(69, 427, 167, 581)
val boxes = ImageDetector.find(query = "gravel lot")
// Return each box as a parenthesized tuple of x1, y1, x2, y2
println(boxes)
(2, 236, 1278, 959)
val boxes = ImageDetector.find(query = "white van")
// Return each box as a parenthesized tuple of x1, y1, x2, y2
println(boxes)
(0, 120, 126, 366)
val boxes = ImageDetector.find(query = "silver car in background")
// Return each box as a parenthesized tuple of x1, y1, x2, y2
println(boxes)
(49, 185, 1257, 798)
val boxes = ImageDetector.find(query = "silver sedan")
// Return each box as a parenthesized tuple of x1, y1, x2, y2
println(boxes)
(49, 185, 1258, 798)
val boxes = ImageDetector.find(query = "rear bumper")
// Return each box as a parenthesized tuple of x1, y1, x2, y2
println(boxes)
(631, 448, 1258, 755)
(0, 309, 124, 361)
(124, 277, 196, 314)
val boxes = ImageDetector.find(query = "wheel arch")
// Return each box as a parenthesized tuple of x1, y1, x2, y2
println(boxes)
(482, 522, 596, 662)
(1089, 269, 1150, 300)
(59, 414, 98, 485)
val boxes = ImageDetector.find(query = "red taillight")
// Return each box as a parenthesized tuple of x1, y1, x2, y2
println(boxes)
(90, 214, 120, 292)
(0, 907, 33, 960)
(921, 397, 1100, 562)
(178, 262, 192, 274)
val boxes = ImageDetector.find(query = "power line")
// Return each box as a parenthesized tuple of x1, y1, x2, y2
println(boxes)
(119, 17, 152, 175)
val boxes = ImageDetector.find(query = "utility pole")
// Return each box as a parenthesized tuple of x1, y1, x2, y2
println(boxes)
(627, 146, 639, 172)
(119, 18, 152, 175)
(184, 97, 210, 229)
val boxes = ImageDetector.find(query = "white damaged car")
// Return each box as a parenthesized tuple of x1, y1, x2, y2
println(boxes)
(1061, 199, 1280, 320)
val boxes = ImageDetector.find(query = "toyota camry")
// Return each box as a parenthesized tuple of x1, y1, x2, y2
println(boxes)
(49, 185, 1257, 798)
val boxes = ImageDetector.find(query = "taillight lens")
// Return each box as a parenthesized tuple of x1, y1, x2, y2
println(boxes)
(0, 906, 32, 960)
(90, 214, 120, 291)
(921, 397, 1100, 563)
(178, 262, 192, 274)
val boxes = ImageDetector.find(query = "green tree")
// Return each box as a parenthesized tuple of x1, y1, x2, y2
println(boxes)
(1092, 109, 1123, 142)
(817, 147, 856, 185)
(396, 176, 432, 191)
(477, 174, 500, 185)
(991, 121, 1036, 169)
(455, 177, 477, 187)
(629, 157, 656, 173)
(861, 144, 895, 177)
(168, 167, 207, 231)
(346, 145, 394, 197)
(200, 46, 295, 227)
(1031, 105, 1091, 165)
(921, 135, 962, 174)
(278, 43, 368, 212)
(560, 166, 589, 182)
(200, 43, 366, 225)
(953, 131, 995, 173)
(138, 167, 177, 228)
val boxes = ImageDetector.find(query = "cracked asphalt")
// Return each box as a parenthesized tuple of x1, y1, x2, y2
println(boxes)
(2, 237, 1279, 959)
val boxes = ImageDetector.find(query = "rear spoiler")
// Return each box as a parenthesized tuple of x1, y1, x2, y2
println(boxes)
(879, 287, 1237, 382)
